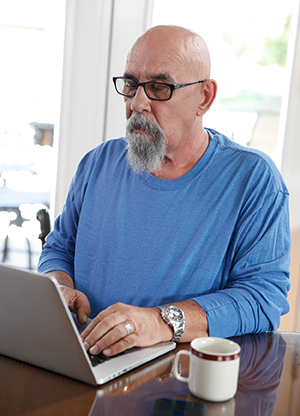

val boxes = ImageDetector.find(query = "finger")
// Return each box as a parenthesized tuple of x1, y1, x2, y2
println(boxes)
(72, 292, 91, 325)
(81, 311, 130, 349)
(58, 285, 73, 307)
(84, 316, 134, 353)
(103, 332, 137, 356)
(59, 286, 91, 326)
(81, 303, 126, 339)
(89, 322, 136, 356)
(80, 314, 103, 339)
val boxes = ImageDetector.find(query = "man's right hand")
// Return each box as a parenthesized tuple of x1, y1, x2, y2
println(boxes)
(58, 285, 91, 325)
(45, 270, 91, 326)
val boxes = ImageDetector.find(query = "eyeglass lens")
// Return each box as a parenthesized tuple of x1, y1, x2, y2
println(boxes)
(116, 78, 172, 100)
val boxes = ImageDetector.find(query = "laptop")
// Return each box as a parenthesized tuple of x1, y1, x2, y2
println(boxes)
(0, 263, 175, 385)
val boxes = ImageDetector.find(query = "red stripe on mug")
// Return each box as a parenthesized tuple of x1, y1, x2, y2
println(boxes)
(192, 347, 240, 361)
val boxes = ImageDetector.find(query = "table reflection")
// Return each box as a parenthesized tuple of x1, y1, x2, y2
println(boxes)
(233, 332, 286, 415)
(1, 332, 299, 416)
(87, 332, 288, 416)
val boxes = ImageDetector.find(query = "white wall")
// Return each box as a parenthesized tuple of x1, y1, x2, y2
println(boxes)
(279, 0, 300, 331)
(54, 0, 153, 217)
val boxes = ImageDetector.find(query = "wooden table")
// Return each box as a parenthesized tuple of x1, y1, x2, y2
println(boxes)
(0, 332, 299, 415)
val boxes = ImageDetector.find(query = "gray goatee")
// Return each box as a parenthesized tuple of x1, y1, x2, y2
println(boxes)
(125, 113, 167, 175)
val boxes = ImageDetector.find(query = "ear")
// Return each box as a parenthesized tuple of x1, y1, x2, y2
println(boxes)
(196, 79, 217, 116)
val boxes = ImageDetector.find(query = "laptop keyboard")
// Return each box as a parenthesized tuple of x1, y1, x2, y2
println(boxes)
(88, 350, 126, 367)
(88, 351, 111, 367)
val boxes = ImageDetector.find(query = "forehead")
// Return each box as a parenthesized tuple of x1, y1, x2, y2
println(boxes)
(124, 36, 190, 82)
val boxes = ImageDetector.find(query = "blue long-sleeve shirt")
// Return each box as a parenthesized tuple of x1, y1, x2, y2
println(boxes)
(38, 129, 291, 337)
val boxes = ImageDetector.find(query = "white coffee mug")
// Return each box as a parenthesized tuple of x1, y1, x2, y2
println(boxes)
(174, 337, 240, 402)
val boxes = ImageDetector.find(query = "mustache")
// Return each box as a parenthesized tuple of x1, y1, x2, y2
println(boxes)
(126, 113, 162, 138)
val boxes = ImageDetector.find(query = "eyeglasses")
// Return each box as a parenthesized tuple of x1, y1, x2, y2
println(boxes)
(112, 77, 206, 101)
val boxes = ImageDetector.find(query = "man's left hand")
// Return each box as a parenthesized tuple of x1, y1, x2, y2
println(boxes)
(80, 302, 173, 356)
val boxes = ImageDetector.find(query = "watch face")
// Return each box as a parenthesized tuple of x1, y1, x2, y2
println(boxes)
(166, 305, 183, 322)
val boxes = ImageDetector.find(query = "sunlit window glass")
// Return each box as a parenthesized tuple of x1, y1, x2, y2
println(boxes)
(0, 0, 65, 269)
(152, 0, 293, 166)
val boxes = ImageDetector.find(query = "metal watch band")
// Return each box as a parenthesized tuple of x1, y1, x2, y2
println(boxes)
(158, 305, 185, 342)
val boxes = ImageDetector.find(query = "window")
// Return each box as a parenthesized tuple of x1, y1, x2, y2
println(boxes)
(0, 0, 65, 269)
(152, 0, 293, 167)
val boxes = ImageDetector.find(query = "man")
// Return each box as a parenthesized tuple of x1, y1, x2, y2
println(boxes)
(38, 25, 291, 357)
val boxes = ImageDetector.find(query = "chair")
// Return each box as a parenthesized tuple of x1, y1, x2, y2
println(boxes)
(36, 208, 51, 248)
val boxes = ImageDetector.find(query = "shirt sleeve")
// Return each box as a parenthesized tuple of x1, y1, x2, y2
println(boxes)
(37, 147, 98, 278)
(193, 189, 291, 337)
(37, 182, 77, 278)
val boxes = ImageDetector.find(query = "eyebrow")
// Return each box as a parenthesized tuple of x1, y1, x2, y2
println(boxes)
(123, 72, 176, 83)
(149, 73, 175, 83)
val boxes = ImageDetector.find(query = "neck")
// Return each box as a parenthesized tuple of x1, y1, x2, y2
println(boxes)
(151, 129, 209, 180)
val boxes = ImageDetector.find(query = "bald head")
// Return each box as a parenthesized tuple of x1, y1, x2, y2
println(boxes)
(126, 25, 211, 81)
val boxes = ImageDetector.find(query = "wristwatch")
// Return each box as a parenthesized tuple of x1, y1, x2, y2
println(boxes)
(158, 305, 185, 342)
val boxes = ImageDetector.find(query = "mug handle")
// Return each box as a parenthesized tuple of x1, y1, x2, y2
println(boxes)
(173, 350, 190, 383)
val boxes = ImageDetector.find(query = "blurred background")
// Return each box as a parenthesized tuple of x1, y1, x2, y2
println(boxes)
(0, 0, 65, 269)
(0, 0, 299, 331)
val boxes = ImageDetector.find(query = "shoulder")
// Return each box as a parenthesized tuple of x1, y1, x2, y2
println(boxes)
(75, 137, 127, 174)
(81, 137, 126, 164)
(207, 127, 274, 164)
(206, 128, 288, 195)
(69, 137, 127, 193)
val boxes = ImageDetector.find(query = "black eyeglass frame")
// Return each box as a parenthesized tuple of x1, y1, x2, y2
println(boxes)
(112, 76, 206, 101)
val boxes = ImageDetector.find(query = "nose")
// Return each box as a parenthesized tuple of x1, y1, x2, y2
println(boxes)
(130, 85, 151, 114)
